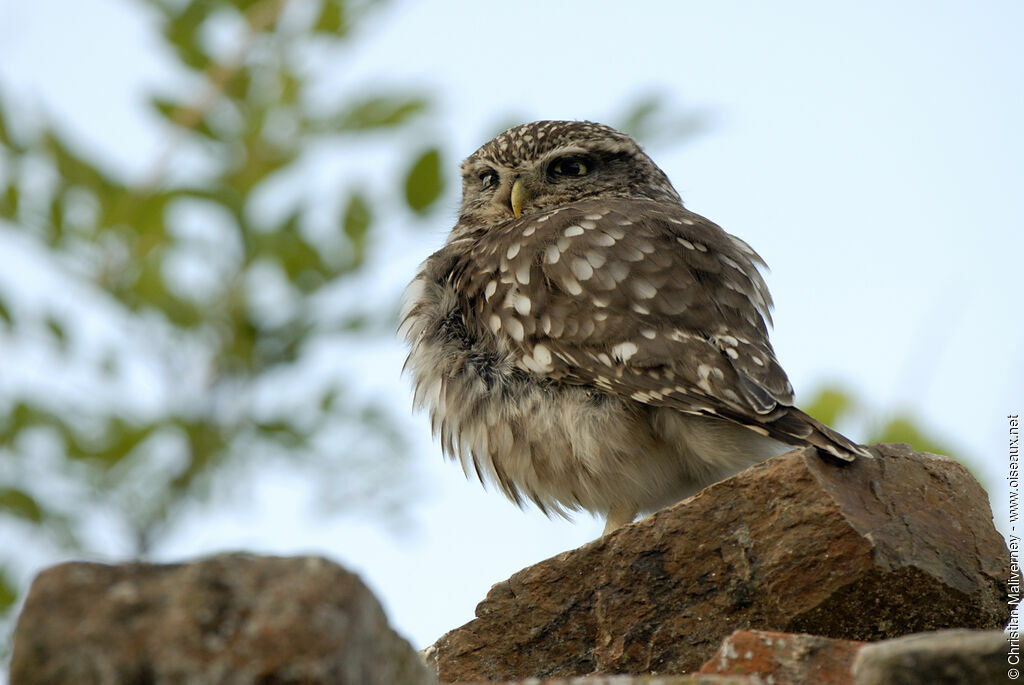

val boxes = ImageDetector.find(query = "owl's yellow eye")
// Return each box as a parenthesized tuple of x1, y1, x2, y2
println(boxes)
(549, 156, 591, 178)
(480, 171, 498, 189)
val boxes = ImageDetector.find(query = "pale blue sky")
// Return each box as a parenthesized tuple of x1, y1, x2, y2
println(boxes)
(0, 0, 1021, 652)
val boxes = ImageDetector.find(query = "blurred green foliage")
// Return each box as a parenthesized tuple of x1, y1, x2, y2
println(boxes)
(0, 0, 447, 622)
(803, 384, 963, 462)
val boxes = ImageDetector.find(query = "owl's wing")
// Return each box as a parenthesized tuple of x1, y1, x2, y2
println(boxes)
(456, 197, 864, 459)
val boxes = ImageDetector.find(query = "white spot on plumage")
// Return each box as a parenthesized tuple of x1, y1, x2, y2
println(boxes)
(512, 292, 531, 315)
(484, 280, 497, 299)
(488, 314, 502, 333)
(677, 238, 695, 250)
(597, 352, 613, 366)
(532, 343, 552, 368)
(593, 295, 610, 308)
(572, 258, 594, 280)
(621, 246, 645, 262)
(633, 279, 657, 299)
(608, 262, 630, 281)
(641, 328, 657, 339)
(585, 251, 607, 268)
(506, 243, 521, 259)
(611, 341, 639, 362)
(544, 244, 561, 264)
(506, 316, 525, 342)
(562, 276, 583, 295)
(564, 225, 585, 237)
(579, 220, 597, 230)
(584, 213, 604, 221)
(516, 263, 531, 285)
(592, 232, 616, 247)
(725, 348, 739, 360)
(519, 354, 544, 374)
(752, 356, 765, 367)
(631, 302, 650, 315)
(695, 242, 708, 252)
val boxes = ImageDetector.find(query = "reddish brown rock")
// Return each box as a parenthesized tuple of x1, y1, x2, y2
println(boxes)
(698, 629, 864, 684)
(429, 444, 1011, 682)
(11, 553, 436, 685)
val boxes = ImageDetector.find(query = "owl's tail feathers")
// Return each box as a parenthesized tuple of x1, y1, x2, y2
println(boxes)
(772, 408, 873, 462)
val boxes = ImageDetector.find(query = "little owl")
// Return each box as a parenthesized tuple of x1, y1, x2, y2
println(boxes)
(400, 120, 868, 534)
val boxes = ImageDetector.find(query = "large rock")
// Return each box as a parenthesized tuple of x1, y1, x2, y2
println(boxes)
(851, 629, 1011, 685)
(428, 444, 1011, 681)
(11, 553, 436, 685)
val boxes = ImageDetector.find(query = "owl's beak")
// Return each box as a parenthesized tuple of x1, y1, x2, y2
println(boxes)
(510, 179, 529, 219)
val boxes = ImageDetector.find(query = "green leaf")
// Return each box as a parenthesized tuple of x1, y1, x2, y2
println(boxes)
(618, 94, 663, 141)
(0, 101, 25, 153)
(342, 190, 372, 265)
(0, 295, 12, 326)
(802, 386, 855, 428)
(403, 147, 444, 215)
(319, 387, 341, 412)
(0, 183, 18, 219)
(314, 0, 349, 35)
(162, 2, 213, 72)
(0, 488, 44, 523)
(149, 96, 218, 140)
(0, 568, 16, 614)
(616, 94, 709, 148)
(872, 414, 955, 459)
(44, 315, 68, 351)
(44, 133, 114, 195)
(325, 95, 428, 132)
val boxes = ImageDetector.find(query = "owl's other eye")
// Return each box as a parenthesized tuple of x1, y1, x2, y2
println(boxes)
(479, 170, 498, 189)
(549, 156, 591, 178)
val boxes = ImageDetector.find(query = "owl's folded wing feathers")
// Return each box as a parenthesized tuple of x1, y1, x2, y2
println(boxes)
(455, 198, 867, 461)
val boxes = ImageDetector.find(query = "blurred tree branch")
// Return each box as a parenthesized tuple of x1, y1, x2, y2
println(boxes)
(0, 0, 446, 626)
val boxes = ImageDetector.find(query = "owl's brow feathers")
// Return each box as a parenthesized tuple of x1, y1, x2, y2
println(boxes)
(468, 120, 639, 169)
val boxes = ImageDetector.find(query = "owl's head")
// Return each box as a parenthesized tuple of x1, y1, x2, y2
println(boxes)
(453, 121, 681, 236)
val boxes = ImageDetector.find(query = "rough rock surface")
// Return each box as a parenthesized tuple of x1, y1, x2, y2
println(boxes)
(429, 444, 1011, 681)
(698, 629, 864, 684)
(851, 629, 1012, 685)
(11, 553, 436, 685)
(454, 677, 760, 684)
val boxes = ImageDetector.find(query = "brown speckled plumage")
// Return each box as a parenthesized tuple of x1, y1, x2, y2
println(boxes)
(400, 120, 868, 533)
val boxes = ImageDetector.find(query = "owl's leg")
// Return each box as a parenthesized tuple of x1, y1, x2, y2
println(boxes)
(602, 505, 638, 535)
